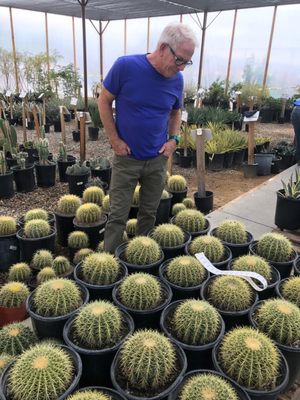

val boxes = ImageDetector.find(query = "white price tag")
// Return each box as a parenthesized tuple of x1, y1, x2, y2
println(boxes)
(9, 245, 17, 251)
(243, 111, 260, 122)
(19, 91, 27, 99)
(181, 110, 188, 122)
(71, 97, 78, 106)
(6, 90, 12, 97)
(77, 181, 83, 186)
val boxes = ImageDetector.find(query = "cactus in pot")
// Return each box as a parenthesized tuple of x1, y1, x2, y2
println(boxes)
(82, 186, 105, 206)
(166, 256, 206, 287)
(126, 218, 137, 237)
(174, 209, 206, 233)
(0, 282, 29, 308)
(151, 223, 185, 247)
(167, 175, 187, 192)
(215, 220, 248, 244)
(68, 230, 89, 249)
(172, 203, 186, 216)
(24, 208, 48, 223)
(0, 354, 14, 375)
(37, 267, 57, 284)
(256, 232, 293, 262)
(8, 262, 31, 282)
(73, 248, 94, 264)
(32, 249, 54, 270)
(81, 252, 120, 285)
(57, 194, 81, 215)
(182, 197, 194, 209)
(75, 202, 102, 224)
(102, 194, 110, 213)
(125, 236, 161, 265)
(0, 216, 17, 235)
(67, 391, 111, 400)
(24, 219, 51, 238)
(0, 322, 38, 356)
(52, 256, 72, 276)
(231, 255, 272, 282)
(189, 235, 225, 263)
(281, 277, 300, 307)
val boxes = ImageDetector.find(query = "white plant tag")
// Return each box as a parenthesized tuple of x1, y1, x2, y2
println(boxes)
(19, 91, 27, 99)
(6, 90, 12, 97)
(71, 97, 78, 106)
(181, 110, 188, 122)
(9, 245, 17, 251)
(77, 181, 83, 186)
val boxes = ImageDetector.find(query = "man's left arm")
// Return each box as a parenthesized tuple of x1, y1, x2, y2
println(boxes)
(159, 108, 181, 157)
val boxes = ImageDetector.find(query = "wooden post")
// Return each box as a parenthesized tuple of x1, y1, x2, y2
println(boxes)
(197, 11, 208, 90)
(225, 9, 237, 95)
(80, 113, 86, 162)
(45, 13, 50, 76)
(236, 94, 241, 113)
(42, 98, 46, 126)
(9, 8, 19, 93)
(262, 5, 277, 94)
(22, 100, 27, 143)
(183, 121, 188, 157)
(248, 122, 255, 165)
(72, 16, 77, 81)
(60, 106, 66, 144)
(248, 97, 254, 111)
(196, 130, 206, 197)
(32, 105, 41, 139)
(9, 96, 13, 119)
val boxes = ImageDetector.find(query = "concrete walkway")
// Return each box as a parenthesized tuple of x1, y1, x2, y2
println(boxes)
(206, 164, 299, 240)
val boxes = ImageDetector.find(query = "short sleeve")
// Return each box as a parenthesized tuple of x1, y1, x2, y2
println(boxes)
(103, 57, 125, 96)
(173, 74, 184, 109)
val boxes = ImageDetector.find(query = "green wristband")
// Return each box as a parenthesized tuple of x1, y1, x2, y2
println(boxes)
(168, 135, 180, 145)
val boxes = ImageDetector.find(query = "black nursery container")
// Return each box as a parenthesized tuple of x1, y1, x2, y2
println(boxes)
(210, 228, 254, 258)
(73, 214, 107, 249)
(66, 171, 90, 197)
(0, 232, 20, 272)
(155, 194, 173, 225)
(17, 227, 56, 264)
(91, 167, 112, 187)
(55, 211, 75, 247)
(275, 190, 300, 231)
(0, 171, 14, 199)
(58, 155, 76, 182)
(11, 164, 36, 193)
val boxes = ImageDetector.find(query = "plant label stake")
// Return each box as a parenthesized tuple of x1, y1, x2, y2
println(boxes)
(32, 104, 41, 139)
(71, 97, 78, 129)
(79, 112, 86, 162)
(244, 111, 260, 165)
(195, 128, 212, 197)
(182, 110, 188, 157)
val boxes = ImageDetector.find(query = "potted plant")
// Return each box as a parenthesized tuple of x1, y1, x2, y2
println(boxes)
(273, 141, 296, 170)
(276, 276, 300, 307)
(66, 161, 90, 197)
(67, 387, 127, 400)
(0, 355, 14, 377)
(171, 208, 210, 238)
(0, 216, 20, 272)
(73, 248, 94, 265)
(155, 190, 173, 225)
(0, 149, 14, 199)
(88, 101, 102, 141)
(89, 156, 112, 186)
(68, 230, 90, 263)
(31, 249, 54, 274)
(0, 322, 38, 356)
(82, 185, 105, 206)
(0, 282, 30, 327)
(55, 194, 82, 247)
(57, 141, 76, 182)
(8, 262, 31, 284)
(166, 174, 187, 209)
(18, 207, 55, 229)
(34, 138, 57, 187)
(125, 218, 137, 239)
(11, 151, 36, 193)
(52, 256, 74, 279)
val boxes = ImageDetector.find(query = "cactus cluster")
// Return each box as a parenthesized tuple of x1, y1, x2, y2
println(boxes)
(73, 300, 123, 349)
(167, 175, 187, 192)
(57, 194, 81, 215)
(8, 343, 74, 400)
(0, 282, 29, 307)
(32, 249, 54, 270)
(256, 232, 293, 262)
(208, 276, 254, 311)
(0, 353, 14, 375)
(0, 322, 38, 356)
(24, 208, 48, 222)
(125, 236, 161, 265)
(152, 223, 185, 247)
(254, 299, 300, 346)
(82, 186, 105, 206)
(0, 216, 17, 235)
(179, 373, 239, 400)
(67, 391, 111, 400)
(8, 262, 31, 282)
(173, 300, 221, 345)
(281, 277, 300, 307)
(37, 267, 57, 284)
(231, 255, 272, 282)
(35, 137, 50, 164)
(24, 219, 51, 238)
(33, 278, 82, 317)
(216, 220, 248, 244)
(126, 218, 137, 237)
(81, 253, 120, 285)
(166, 256, 206, 287)
(182, 197, 194, 209)
(219, 327, 280, 389)
(189, 235, 225, 263)
(68, 230, 89, 249)
(52, 256, 72, 276)
(119, 273, 162, 310)
(119, 329, 177, 391)
(102, 194, 110, 213)
(175, 209, 206, 233)
(172, 203, 186, 216)
(76, 203, 102, 224)
(73, 248, 94, 264)
(66, 161, 90, 175)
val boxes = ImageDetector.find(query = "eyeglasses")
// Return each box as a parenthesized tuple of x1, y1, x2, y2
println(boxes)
(167, 44, 193, 66)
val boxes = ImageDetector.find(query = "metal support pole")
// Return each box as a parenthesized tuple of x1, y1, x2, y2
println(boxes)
(225, 9, 237, 95)
(197, 11, 207, 90)
(79, 0, 88, 111)
(262, 6, 277, 94)
(146, 17, 150, 53)
(45, 13, 50, 75)
(9, 7, 19, 92)
(72, 16, 77, 85)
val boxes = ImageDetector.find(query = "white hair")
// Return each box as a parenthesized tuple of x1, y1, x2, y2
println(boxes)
(157, 22, 198, 50)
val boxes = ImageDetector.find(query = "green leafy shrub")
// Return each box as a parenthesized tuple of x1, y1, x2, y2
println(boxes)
(0, 282, 29, 307)
(215, 220, 247, 244)
(166, 256, 206, 287)
(174, 209, 206, 233)
(68, 231, 89, 249)
(0, 322, 38, 356)
(189, 236, 225, 263)
(57, 194, 81, 215)
(281, 277, 300, 307)
(81, 253, 120, 285)
(125, 236, 161, 265)
(256, 232, 293, 262)
(24, 219, 51, 238)
(82, 186, 105, 206)
(8, 263, 31, 282)
(231, 255, 272, 282)
(32, 249, 54, 270)
(151, 224, 185, 247)
(0, 216, 17, 235)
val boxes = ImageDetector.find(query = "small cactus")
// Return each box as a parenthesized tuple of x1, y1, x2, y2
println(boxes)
(231, 255, 272, 282)
(174, 209, 206, 233)
(189, 235, 225, 263)
(73, 248, 94, 264)
(167, 175, 187, 192)
(96, 241, 105, 252)
(182, 197, 194, 208)
(281, 277, 300, 307)
(166, 256, 206, 287)
(76, 203, 102, 224)
(8, 343, 74, 400)
(73, 300, 123, 349)
(254, 299, 300, 346)
(37, 267, 57, 284)
(24, 219, 51, 238)
(216, 220, 248, 244)
(161, 189, 171, 199)
(208, 276, 254, 311)
(68, 230, 89, 249)
(32, 249, 54, 270)
(119, 329, 177, 391)
(24, 208, 48, 223)
(132, 185, 140, 206)
(126, 218, 137, 237)
(57, 194, 81, 215)
(256, 232, 293, 262)
(125, 236, 161, 265)
(8, 262, 31, 282)
(151, 223, 185, 247)
(81, 253, 120, 285)
(219, 327, 280, 389)
(0, 322, 38, 356)
(52, 256, 72, 276)
(172, 203, 186, 216)
(0, 354, 14, 375)
(119, 273, 162, 310)
(33, 278, 82, 317)
(0, 216, 17, 235)
(0, 282, 29, 307)
(82, 186, 105, 206)
(173, 300, 221, 345)
(102, 194, 110, 213)
(67, 391, 110, 400)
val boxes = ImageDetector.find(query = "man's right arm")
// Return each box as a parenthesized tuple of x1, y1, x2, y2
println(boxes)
(98, 87, 130, 155)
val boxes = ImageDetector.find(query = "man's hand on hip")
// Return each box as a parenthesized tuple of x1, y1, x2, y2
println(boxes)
(111, 137, 131, 156)
(159, 140, 177, 157)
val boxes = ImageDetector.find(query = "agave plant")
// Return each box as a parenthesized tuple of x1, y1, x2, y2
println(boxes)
(279, 169, 300, 199)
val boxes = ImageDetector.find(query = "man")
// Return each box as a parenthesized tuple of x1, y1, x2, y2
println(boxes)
(291, 98, 300, 166)
(98, 22, 198, 253)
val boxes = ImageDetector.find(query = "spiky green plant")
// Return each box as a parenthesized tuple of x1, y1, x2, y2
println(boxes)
(132, 185, 140, 206)
(172, 203, 186, 216)
(52, 256, 72, 276)
(81, 253, 120, 285)
(102, 194, 110, 213)
(0, 353, 14, 375)
(0, 282, 29, 307)
(37, 267, 57, 285)
(67, 391, 111, 400)
(24, 208, 48, 223)
(231, 255, 272, 282)
(125, 236, 161, 265)
(33, 278, 82, 317)
(126, 218, 137, 237)
(208, 276, 254, 311)
(161, 189, 171, 199)
(57, 194, 81, 215)
(219, 327, 280, 389)
(73, 300, 123, 349)
(182, 198, 194, 209)
(0, 216, 17, 235)
(174, 209, 206, 233)
(75, 203, 102, 224)
(179, 373, 239, 400)
(66, 161, 90, 175)
(189, 235, 225, 263)
(167, 175, 187, 192)
(24, 219, 51, 238)
(96, 241, 105, 252)
(0, 323, 38, 356)
(216, 220, 248, 244)
(73, 248, 94, 264)
(119, 330, 177, 391)
(32, 249, 54, 270)
(152, 223, 185, 247)
(256, 232, 293, 262)
(173, 300, 221, 345)
(166, 256, 206, 287)
(82, 186, 105, 206)
(8, 343, 74, 400)
(119, 273, 162, 310)
(281, 277, 300, 307)
(254, 299, 300, 346)
(8, 263, 31, 282)
(68, 231, 89, 249)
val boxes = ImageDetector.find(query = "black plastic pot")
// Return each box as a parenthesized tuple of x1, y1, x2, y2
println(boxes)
(112, 280, 172, 330)
(260, 108, 275, 123)
(24, 147, 38, 164)
(223, 151, 235, 169)
(88, 126, 99, 141)
(26, 282, 89, 340)
(0, 171, 14, 199)
(160, 300, 225, 371)
(185, 243, 232, 271)
(32, 153, 53, 163)
(74, 261, 128, 301)
(233, 149, 245, 166)
(72, 130, 80, 142)
(179, 154, 192, 168)
(55, 211, 76, 247)
(271, 156, 282, 174)
(294, 257, 300, 276)
(11, 164, 35, 193)
(17, 227, 56, 264)
(207, 153, 225, 171)
(73, 215, 107, 249)
(5, 157, 17, 169)
(210, 228, 254, 258)
(275, 189, 300, 230)
(66, 171, 90, 197)
(35, 162, 57, 187)
(193, 191, 214, 214)
(254, 153, 274, 176)
(242, 162, 258, 178)
(57, 155, 76, 182)
(72, 387, 126, 399)
(0, 233, 20, 272)
(148, 230, 191, 261)
(63, 309, 134, 388)
(279, 154, 295, 170)
(155, 194, 173, 225)
(91, 167, 112, 186)
(54, 120, 61, 132)
(169, 188, 188, 211)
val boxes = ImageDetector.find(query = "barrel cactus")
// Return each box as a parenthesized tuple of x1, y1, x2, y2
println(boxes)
(67, 391, 110, 400)
(8, 342, 74, 400)
(126, 218, 137, 237)
(174, 209, 206, 233)
(119, 329, 177, 391)
(76, 203, 102, 224)
(81, 252, 120, 285)
(182, 197, 194, 209)
(0, 322, 38, 356)
(231, 255, 272, 282)
(0, 354, 14, 375)
(32, 249, 54, 270)
(256, 232, 293, 262)
(281, 277, 300, 307)
(216, 220, 248, 244)
(218, 327, 280, 389)
(119, 273, 162, 310)
(172, 203, 186, 216)
(68, 230, 89, 249)
(52, 256, 72, 276)
(208, 276, 254, 311)
(73, 300, 123, 349)
(125, 236, 161, 265)
(24, 219, 51, 238)
(102, 194, 110, 213)
(166, 256, 206, 287)
(57, 194, 81, 215)
(8, 263, 31, 282)
(0, 216, 17, 235)
(73, 248, 94, 264)
(37, 267, 57, 285)
(82, 186, 105, 206)
(151, 224, 185, 247)
(189, 235, 225, 263)
(0, 282, 29, 307)
(132, 185, 140, 206)
(161, 189, 171, 199)
(172, 300, 221, 345)
(24, 208, 48, 222)
(96, 241, 105, 252)
(33, 278, 82, 317)
(167, 175, 187, 192)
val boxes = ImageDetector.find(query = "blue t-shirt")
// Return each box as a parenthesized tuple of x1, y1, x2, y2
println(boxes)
(103, 54, 183, 160)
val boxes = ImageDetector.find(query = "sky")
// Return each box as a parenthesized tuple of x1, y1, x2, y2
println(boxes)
(0, 4, 300, 97)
